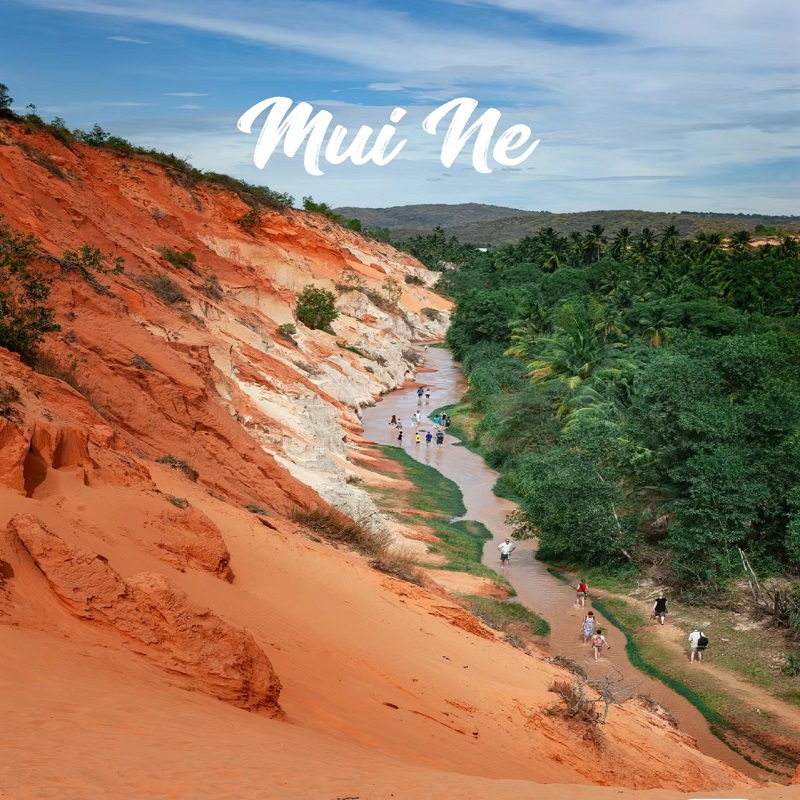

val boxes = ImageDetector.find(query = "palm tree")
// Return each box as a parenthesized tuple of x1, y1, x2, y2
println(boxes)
(586, 224, 607, 263)
(659, 225, 680, 264)
(610, 227, 632, 261)
(638, 309, 677, 348)
(692, 231, 724, 259)
(778, 236, 799, 259)
(728, 230, 753, 253)
(516, 315, 629, 393)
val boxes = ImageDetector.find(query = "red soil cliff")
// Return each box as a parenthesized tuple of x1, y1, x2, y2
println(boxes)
(0, 121, 792, 799)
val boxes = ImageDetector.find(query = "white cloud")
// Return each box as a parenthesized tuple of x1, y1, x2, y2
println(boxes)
(367, 83, 407, 92)
(19, 0, 800, 213)
(178, 104, 203, 109)
(107, 35, 149, 43)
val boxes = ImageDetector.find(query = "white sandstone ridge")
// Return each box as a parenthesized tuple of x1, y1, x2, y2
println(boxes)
(197, 217, 450, 537)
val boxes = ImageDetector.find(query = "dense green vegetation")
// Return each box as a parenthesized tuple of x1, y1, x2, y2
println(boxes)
(432, 224, 800, 603)
(0, 219, 60, 363)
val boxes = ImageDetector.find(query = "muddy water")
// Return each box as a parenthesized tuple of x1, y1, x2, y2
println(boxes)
(361, 347, 764, 780)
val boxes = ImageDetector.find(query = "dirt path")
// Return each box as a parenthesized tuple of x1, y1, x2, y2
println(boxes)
(633, 595, 800, 730)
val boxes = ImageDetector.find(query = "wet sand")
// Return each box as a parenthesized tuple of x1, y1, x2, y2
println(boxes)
(361, 346, 766, 780)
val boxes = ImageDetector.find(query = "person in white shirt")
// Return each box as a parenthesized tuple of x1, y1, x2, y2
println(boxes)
(688, 628, 706, 663)
(498, 538, 515, 572)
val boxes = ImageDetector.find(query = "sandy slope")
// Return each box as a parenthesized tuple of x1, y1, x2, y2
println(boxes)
(0, 120, 796, 798)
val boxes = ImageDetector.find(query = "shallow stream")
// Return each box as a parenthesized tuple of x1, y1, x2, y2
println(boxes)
(361, 346, 765, 780)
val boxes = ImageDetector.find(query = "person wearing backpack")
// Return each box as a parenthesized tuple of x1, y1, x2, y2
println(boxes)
(688, 628, 708, 663)
(591, 628, 610, 661)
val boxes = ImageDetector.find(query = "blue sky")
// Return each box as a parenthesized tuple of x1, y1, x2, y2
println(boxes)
(1, 0, 798, 214)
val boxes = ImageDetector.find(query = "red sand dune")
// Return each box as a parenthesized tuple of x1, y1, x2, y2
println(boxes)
(0, 120, 796, 798)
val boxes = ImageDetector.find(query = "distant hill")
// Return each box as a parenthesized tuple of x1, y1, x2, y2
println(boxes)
(335, 204, 800, 246)
(333, 203, 529, 231)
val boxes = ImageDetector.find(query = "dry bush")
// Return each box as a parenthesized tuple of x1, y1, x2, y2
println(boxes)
(156, 454, 199, 482)
(370, 552, 426, 586)
(548, 664, 641, 746)
(200, 274, 224, 300)
(136, 274, 188, 306)
(0, 381, 22, 422)
(290, 503, 394, 560)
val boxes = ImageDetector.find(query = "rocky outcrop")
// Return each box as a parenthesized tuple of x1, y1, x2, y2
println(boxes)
(5, 513, 281, 715)
(147, 506, 231, 578)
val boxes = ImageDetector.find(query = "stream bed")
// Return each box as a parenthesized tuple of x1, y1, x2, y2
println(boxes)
(360, 346, 766, 780)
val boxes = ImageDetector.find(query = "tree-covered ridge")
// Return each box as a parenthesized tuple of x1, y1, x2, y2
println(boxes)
(339, 202, 800, 247)
(439, 224, 800, 601)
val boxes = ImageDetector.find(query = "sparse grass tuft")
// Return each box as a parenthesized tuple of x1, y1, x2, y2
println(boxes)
(370, 551, 426, 586)
(0, 381, 22, 422)
(157, 246, 198, 272)
(136, 274, 188, 306)
(200, 274, 224, 300)
(156, 454, 199, 482)
(337, 340, 365, 356)
(290, 504, 390, 559)
(166, 495, 189, 509)
(244, 503, 270, 515)
(130, 354, 154, 371)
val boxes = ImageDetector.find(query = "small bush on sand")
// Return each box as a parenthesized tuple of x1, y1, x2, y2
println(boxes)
(370, 552, 426, 586)
(0, 381, 22, 421)
(296, 286, 339, 330)
(244, 503, 270, 515)
(157, 246, 198, 273)
(200, 274, 224, 300)
(166, 495, 189, 509)
(130, 354, 154, 370)
(156, 454, 199, 482)
(290, 504, 390, 558)
(137, 274, 188, 306)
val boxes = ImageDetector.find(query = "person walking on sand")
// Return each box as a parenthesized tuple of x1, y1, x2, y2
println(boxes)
(498, 538, 515, 573)
(417, 387, 424, 402)
(653, 596, 668, 625)
(397, 429, 403, 445)
(576, 579, 589, 608)
(415, 431, 420, 446)
(592, 629, 610, 661)
(436, 430, 444, 446)
(389, 414, 397, 426)
(414, 410, 421, 423)
(688, 628, 708, 663)
(425, 389, 430, 400)
(581, 611, 595, 643)
(425, 430, 433, 446)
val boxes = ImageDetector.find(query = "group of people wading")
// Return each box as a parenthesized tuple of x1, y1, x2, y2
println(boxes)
(389, 386, 450, 447)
